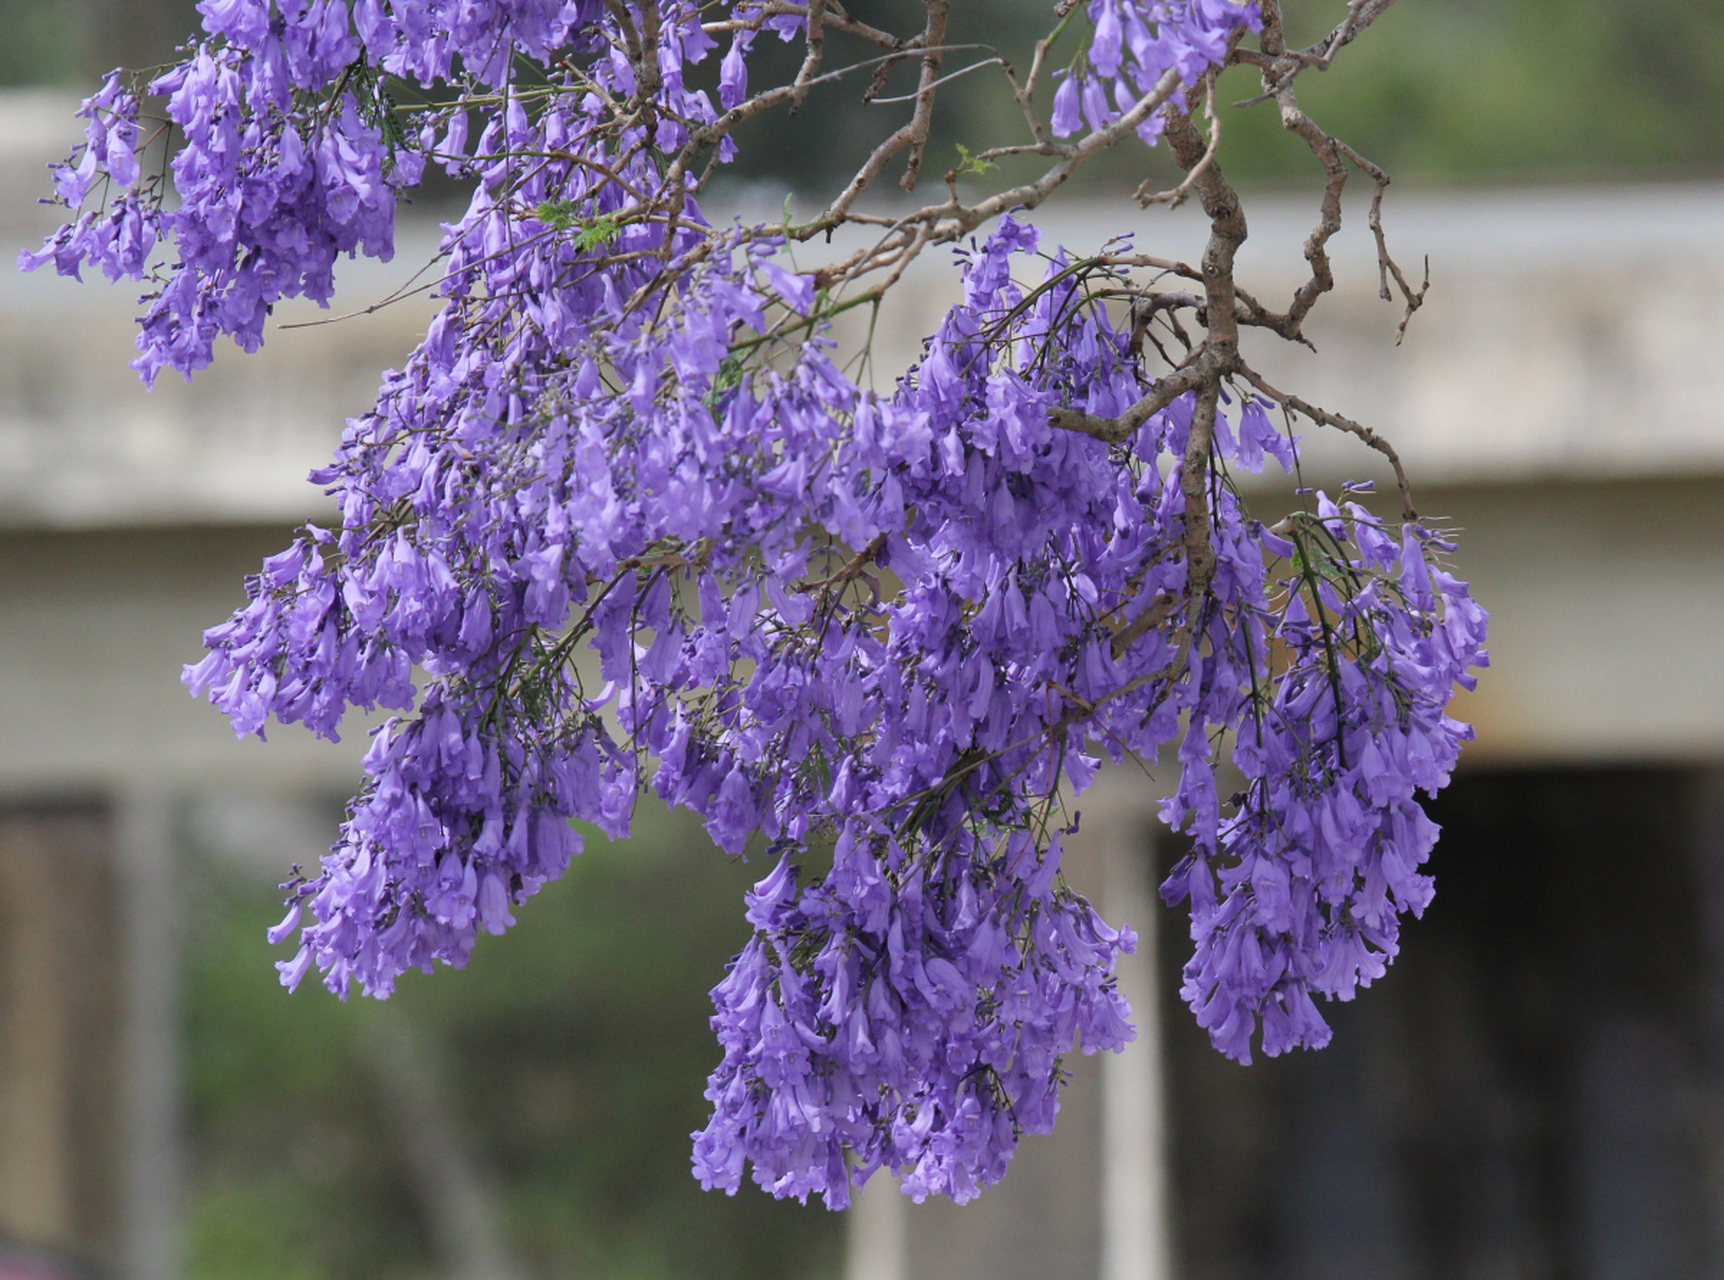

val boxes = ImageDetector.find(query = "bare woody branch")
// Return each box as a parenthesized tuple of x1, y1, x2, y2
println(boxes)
(1049, 365, 1209, 445)
(1237, 363, 1418, 521)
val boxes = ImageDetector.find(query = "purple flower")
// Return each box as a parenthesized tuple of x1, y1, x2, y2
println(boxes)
(1051, 75, 1083, 137)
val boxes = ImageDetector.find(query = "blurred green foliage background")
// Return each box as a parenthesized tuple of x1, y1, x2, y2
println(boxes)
(14, 0, 1718, 187)
(716, 0, 1724, 193)
(1222, 0, 1724, 184)
(185, 806, 842, 1280)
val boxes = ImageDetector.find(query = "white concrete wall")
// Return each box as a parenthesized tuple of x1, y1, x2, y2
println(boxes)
(0, 528, 368, 797)
(827, 181, 1724, 492)
(0, 91, 439, 531)
(6, 87, 1723, 529)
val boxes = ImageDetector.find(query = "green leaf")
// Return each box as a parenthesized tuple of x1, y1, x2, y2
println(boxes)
(953, 143, 997, 177)
(530, 205, 627, 251)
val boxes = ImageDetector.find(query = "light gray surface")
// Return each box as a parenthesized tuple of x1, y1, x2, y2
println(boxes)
(0, 527, 369, 794)
(0, 91, 441, 530)
(1, 478, 1712, 801)
(1426, 477, 1724, 765)
(843, 180, 1724, 490)
(117, 787, 180, 1280)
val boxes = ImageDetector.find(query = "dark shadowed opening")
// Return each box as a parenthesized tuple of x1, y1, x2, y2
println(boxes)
(1164, 766, 1722, 1280)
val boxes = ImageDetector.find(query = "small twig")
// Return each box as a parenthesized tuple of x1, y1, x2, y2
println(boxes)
(871, 56, 1002, 104)
(1137, 75, 1221, 209)
(899, 0, 950, 192)
(802, 533, 889, 598)
(1180, 384, 1223, 602)
(1232, 0, 1399, 106)
(1049, 364, 1209, 445)
(1126, 292, 1203, 359)
(789, 0, 828, 111)
(1237, 362, 1417, 520)
(1110, 593, 1178, 660)
(1334, 139, 1430, 342)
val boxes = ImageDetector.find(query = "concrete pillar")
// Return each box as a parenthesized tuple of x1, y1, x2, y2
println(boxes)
(1095, 777, 1172, 1280)
(0, 805, 123, 1270)
(845, 1173, 906, 1280)
(117, 785, 181, 1280)
(0, 819, 76, 1249)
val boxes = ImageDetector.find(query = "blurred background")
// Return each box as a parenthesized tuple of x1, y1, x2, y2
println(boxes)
(0, 2, 1722, 1279)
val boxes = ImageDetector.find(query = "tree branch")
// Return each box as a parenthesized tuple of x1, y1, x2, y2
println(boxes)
(1236, 362, 1418, 521)
(1049, 364, 1208, 444)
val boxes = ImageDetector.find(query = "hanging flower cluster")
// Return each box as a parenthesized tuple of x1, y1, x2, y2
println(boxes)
(1053, 0, 1258, 139)
(26, 0, 1484, 1207)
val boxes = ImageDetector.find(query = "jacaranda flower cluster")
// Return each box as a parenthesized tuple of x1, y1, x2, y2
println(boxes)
(27, 0, 1484, 1207)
